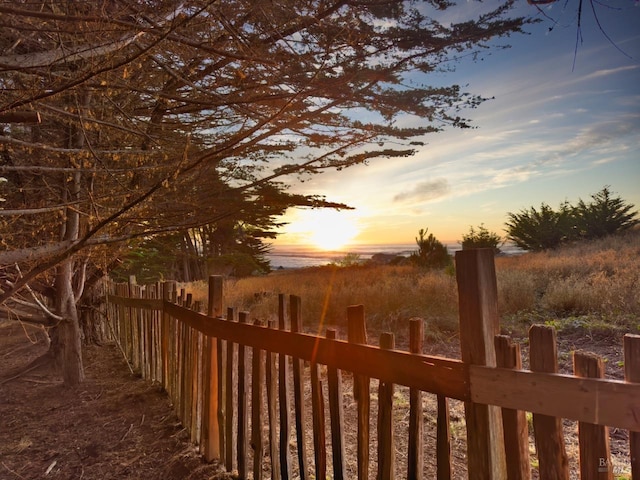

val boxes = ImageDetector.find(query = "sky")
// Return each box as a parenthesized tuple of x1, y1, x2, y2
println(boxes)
(273, 1, 640, 249)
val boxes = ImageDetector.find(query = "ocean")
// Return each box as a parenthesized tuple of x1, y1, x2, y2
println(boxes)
(266, 243, 523, 269)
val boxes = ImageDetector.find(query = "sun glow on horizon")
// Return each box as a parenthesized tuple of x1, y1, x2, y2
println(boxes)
(281, 209, 361, 251)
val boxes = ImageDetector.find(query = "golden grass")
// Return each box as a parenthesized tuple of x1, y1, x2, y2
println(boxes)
(186, 229, 640, 335)
(188, 265, 459, 335)
(495, 229, 640, 325)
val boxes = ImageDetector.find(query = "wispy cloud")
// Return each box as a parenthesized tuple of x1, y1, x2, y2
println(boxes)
(582, 65, 640, 81)
(393, 178, 450, 203)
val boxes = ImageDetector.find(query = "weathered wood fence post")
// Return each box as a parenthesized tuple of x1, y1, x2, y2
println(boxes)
(455, 248, 507, 479)
(202, 275, 222, 461)
(348, 304, 370, 480)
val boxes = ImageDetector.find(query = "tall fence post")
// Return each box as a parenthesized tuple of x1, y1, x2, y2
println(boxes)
(455, 248, 506, 480)
(278, 294, 292, 480)
(201, 275, 222, 461)
(290, 295, 309, 479)
(348, 304, 370, 480)
(408, 319, 424, 480)
(161, 282, 172, 393)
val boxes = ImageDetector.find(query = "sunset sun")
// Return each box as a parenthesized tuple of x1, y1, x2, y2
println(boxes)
(304, 209, 360, 251)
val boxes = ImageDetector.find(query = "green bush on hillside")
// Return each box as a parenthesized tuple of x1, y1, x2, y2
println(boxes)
(461, 224, 502, 254)
(410, 228, 451, 269)
(574, 186, 639, 239)
(506, 186, 638, 251)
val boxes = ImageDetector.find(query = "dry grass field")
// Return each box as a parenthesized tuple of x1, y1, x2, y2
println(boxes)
(187, 228, 640, 341)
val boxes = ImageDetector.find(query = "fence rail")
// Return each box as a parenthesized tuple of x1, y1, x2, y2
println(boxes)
(106, 249, 640, 479)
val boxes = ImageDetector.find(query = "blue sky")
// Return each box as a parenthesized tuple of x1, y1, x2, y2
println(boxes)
(275, 1, 640, 247)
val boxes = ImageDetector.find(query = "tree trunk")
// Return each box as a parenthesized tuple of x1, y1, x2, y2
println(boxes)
(80, 281, 109, 346)
(51, 257, 85, 385)
(50, 103, 88, 385)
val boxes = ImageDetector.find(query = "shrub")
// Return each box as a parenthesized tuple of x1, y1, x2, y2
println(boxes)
(461, 224, 502, 254)
(574, 186, 639, 239)
(410, 228, 451, 269)
(505, 202, 574, 251)
(505, 187, 638, 251)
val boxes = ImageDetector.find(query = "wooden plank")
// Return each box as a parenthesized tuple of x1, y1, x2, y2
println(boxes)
(225, 307, 235, 472)
(210, 276, 224, 461)
(143, 288, 152, 380)
(310, 361, 327, 480)
(170, 315, 178, 408)
(470, 365, 640, 431)
(290, 295, 309, 480)
(266, 320, 281, 480)
(278, 295, 292, 480)
(154, 287, 161, 382)
(133, 285, 141, 370)
(184, 326, 194, 435)
(494, 335, 530, 480)
(141, 287, 150, 380)
(201, 276, 221, 461)
(326, 329, 346, 480)
(192, 331, 202, 446)
(161, 283, 172, 394)
(529, 325, 569, 480)
(455, 249, 506, 480)
(251, 320, 264, 480)
(200, 336, 220, 462)
(408, 319, 424, 480)
(217, 331, 226, 466)
(216, 336, 226, 465)
(624, 334, 640, 478)
(574, 351, 612, 480)
(377, 332, 395, 480)
(163, 302, 469, 401)
(171, 316, 179, 403)
(126, 283, 134, 363)
(181, 323, 188, 424)
(347, 305, 370, 480)
(109, 295, 164, 310)
(237, 312, 249, 479)
(437, 395, 452, 480)
(187, 326, 195, 434)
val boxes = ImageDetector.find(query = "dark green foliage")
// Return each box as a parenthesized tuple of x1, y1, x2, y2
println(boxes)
(574, 186, 639, 239)
(411, 228, 451, 269)
(461, 224, 503, 254)
(505, 187, 638, 251)
(505, 202, 574, 251)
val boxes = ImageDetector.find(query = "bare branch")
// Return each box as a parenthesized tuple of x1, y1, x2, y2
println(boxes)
(0, 134, 151, 154)
(0, 33, 147, 71)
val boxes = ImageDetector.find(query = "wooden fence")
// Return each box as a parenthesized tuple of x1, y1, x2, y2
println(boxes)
(106, 249, 640, 479)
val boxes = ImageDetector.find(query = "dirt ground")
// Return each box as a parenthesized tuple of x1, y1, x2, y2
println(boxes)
(0, 320, 228, 480)
(0, 319, 632, 479)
